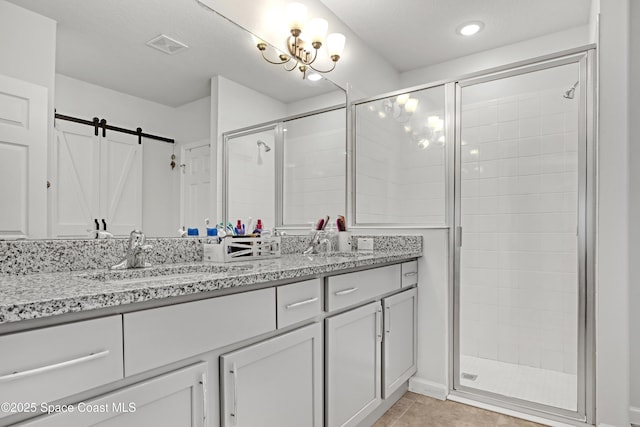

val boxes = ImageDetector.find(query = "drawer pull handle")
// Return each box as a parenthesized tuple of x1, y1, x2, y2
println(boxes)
(335, 287, 358, 296)
(403, 272, 417, 277)
(0, 350, 110, 383)
(229, 363, 238, 425)
(286, 297, 319, 309)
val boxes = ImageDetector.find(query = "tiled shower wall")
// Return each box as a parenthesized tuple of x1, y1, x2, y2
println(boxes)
(355, 86, 447, 225)
(459, 87, 579, 375)
(283, 109, 345, 226)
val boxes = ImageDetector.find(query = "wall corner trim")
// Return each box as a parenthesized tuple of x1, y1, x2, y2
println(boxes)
(629, 406, 640, 425)
(408, 377, 448, 400)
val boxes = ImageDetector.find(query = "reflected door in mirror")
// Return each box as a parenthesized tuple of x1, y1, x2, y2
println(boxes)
(51, 121, 142, 238)
(0, 74, 47, 239)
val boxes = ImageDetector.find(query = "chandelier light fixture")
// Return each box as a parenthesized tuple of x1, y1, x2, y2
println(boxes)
(256, 2, 346, 79)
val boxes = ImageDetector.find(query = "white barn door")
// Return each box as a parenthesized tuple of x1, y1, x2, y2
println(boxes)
(51, 120, 100, 237)
(0, 74, 47, 238)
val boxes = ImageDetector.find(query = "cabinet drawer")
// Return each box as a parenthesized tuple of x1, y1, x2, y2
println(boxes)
(0, 316, 123, 418)
(326, 265, 401, 312)
(124, 288, 276, 376)
(277, 279, 322, 329)
(401, 260, 418, 288)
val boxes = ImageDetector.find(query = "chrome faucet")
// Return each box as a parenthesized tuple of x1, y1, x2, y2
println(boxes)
(110, 230, 153, 270)
(303, 230, 333, 254)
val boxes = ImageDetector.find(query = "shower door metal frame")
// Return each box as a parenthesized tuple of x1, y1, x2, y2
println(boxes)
(450, 50, 596, 424)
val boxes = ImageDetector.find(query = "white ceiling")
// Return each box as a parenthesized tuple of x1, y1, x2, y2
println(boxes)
(318, 0, 592, 72)
(7, 0, 592, 107)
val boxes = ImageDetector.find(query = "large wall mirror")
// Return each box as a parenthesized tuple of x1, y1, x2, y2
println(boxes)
(224, 106, 346, 230)
(3, 0, 346, 239)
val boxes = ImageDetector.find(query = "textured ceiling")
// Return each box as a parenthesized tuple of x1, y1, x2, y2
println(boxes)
(7, 0, 592, 107)
(7, 0, 341, 107)
(319, 0, 592, 72)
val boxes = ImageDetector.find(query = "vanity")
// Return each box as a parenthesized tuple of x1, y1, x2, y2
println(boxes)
(0, 238, 420, 427)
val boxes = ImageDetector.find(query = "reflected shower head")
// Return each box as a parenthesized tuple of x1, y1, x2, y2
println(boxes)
(257, 140, 272, 152)
(563, 81, 579, 99)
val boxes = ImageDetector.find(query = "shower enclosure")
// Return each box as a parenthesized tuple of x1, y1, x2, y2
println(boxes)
(453, 51, 595, 423)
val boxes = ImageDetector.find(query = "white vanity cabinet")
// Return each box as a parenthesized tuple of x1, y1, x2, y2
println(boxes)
(0, 316, 123, 421)
(220, 323, 323, 427)
(325, 261, 418, 427)
(382, 287, 418, 398)
(325, 301, 383, 427)
(16, 362, 208, 427)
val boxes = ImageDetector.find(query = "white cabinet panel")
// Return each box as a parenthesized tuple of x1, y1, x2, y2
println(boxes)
(400, 261, 418, 288)
(326, 301, 382, 427)
(276, 279, 322, 328)
(0, 74, 47, 238)
(383, 287, 418, 398)
(123, 288, 276, 376)
(16, 362, 208, 427)
(220, 323, 323, 427)
(326, 265, 400, 312)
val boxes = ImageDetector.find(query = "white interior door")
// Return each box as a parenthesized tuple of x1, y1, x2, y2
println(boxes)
(0, 74, 47, 238)
(181, 141, 211, 230)
(51, 120, 100, 237)
(101, 131, 142, 236)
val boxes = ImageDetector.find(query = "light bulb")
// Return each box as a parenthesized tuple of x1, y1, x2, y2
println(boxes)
(405, 98, 419, 113)
(326, 33, 345, 58)
(307, 18, 328, 44)
(396, 94, 410, 105)
(286, 3, 307, 31)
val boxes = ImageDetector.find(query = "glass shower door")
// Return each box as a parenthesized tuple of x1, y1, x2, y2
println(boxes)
(454, 58, 591, 420)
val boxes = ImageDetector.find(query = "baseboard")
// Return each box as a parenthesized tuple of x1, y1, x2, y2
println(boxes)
(630, 405, 640, 425)
(408, 377, 448, 400)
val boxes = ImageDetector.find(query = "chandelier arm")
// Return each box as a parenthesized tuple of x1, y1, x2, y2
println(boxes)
(283, 60, 299, 72)
(261, 51, 291, 65)
(308, 61, 337, 74)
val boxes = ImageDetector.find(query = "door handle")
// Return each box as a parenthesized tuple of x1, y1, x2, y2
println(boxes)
(385, 306, 391, 334)
(375, 306, 383, 343)
(200, 372, 208, 423)
(229, 363, 238, 425)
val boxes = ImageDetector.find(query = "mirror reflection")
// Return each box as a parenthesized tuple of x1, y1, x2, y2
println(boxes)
(2, 0, 346, 239)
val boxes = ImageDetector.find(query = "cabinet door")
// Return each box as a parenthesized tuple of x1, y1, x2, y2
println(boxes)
(326, 301, 382, 427)
(220, 323, 323, 427)
(51, 120, 100, 237)
(16, 362, 208, 427)
(382, 288, 418, 398)
(0, 74, 47, 238)
(100, 131, 142, 237)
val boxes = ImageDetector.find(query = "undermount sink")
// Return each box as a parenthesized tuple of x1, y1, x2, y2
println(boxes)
(77, 263, 254, 283)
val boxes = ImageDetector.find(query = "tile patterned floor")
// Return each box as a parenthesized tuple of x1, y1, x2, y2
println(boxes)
(373, 392, 545, 427)
(460, 355, 577, 411)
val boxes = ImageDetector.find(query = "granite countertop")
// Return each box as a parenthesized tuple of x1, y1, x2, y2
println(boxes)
(0, 250, 420, 325)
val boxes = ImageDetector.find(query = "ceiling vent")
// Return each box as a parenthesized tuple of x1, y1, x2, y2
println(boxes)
(146, 34, 188, 55)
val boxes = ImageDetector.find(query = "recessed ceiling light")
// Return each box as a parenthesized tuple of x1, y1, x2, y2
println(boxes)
(457, 21, 484, 36)
(307, 73, 322, 81)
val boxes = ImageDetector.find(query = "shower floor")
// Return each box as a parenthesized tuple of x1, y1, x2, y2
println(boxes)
(460, 355, 577, 411)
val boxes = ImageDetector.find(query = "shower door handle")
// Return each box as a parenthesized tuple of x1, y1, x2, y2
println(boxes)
(456, 226, 462, 247)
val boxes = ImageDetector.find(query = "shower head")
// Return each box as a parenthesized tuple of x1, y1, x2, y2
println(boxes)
(257, 140, 272, 152)
(563, 81, 579, 99)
